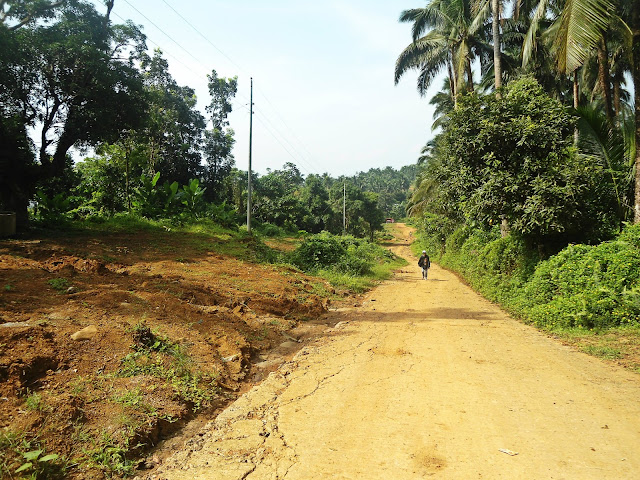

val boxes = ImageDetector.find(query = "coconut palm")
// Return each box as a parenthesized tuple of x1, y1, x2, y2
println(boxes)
(429, 79, 455, 130)
(525, 0, 640, 220)
(395, 0, 489, 102)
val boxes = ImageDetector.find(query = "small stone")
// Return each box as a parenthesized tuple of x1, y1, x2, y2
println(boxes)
(71, 325, 98, 341)
(0, 322, 30, 328)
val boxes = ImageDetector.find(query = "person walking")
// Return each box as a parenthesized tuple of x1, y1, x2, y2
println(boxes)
(418, 250, 430, 280)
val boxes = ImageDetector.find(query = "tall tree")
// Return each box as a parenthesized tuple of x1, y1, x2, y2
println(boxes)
(138, 49, 205, 185)
(0, 0, 147, 227)
(548, 0, 640, 221)
(34, 1, 147, 179)
(203, 69, 237, 202)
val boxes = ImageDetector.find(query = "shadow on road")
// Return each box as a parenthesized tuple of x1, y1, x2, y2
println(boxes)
(355, 307, 501, 323)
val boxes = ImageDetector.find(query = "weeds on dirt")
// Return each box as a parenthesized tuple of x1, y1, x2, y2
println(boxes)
(118, 324, 218, 411)
(581, 345, 623, 360)
(82, 431, 137, 478)
(24, 390, 47, 413)
(47, 278, 69, 293)
(0, 431, 67, 480)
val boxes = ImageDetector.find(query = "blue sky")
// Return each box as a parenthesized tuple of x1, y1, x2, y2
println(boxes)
(100, 0, 441, 177)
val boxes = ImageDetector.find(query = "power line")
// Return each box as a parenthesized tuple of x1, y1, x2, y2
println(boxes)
(112, 0, 323, 174)
(111, 11, 208, 80)
(121, 0, 203, 66)
(253, 115, 312, 175)
(159, 0, 245, 75)
(254, 109, 318, 175)
(256, 88, 322, 166)
(154, 1, 323, 173)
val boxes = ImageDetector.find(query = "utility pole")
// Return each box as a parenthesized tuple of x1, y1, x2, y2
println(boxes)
(247, 77, 253, 234)
(343, 182, 346, 234)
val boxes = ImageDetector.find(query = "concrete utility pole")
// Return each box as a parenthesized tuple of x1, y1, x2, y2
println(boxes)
(247, 77, 253, 234)
(343, 182, 346, 234)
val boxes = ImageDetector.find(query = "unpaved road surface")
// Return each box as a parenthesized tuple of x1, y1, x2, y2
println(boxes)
(148, 224, 640, 479)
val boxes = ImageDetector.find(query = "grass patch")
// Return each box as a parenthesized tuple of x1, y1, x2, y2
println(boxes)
(117, 324, 218, 411)
(551, 326, 640, 368)
(47, 278, 69, 293)
(82, 431, 137, 478)
(24, 390, 47, 413)
(0, 431, 67, 480)
(581, 345, 623, 360)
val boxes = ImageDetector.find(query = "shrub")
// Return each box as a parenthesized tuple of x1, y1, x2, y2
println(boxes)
(290, 232, 395, 277)
(516, 237, 640, 329)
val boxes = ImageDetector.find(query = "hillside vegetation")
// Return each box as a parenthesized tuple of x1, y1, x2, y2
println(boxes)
(0, 219, 403, 479)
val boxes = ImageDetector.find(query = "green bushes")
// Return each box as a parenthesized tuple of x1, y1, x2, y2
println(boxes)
(291, 232, 394, 276)
(417, 222, 640, 331)
(517, 236, 640, 329)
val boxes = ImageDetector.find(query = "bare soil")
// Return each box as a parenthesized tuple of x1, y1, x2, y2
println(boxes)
(0, 227, 350, 478)
(147, 223, 640, 479)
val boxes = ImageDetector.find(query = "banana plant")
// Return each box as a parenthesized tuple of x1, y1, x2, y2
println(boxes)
(180, 179, 207, 217)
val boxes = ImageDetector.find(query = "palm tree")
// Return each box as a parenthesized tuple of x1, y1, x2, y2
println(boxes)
(395, 0, 488, 103)
(491, 0, 502, 93)
(537, 0, 640, 221)
(429, 79, 455, 130)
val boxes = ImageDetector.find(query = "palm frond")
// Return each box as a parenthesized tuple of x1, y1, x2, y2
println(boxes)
(469, 0, 492, 33)
(553, 0, 615, 73)
(522, 0, 552, 68)
(576, 104, 631, 215)
(395, 32, 449, 85)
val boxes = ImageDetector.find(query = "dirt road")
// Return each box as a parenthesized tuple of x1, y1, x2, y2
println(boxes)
(148, 224, 640, 479)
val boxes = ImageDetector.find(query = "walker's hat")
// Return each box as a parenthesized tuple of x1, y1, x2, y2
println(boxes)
(422, 250, 426, 253)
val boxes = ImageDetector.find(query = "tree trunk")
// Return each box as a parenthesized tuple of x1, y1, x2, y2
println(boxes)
(613, 75, 621, 119)
(500, 217, 510, 238)
(50, 128, 75, 179)
(449, 49, 458, 106)
(466, 59, 474, 92)
(573, 70, 580, 145)
(573, 70, 579, 109)
(492, 0, 502, 97)
(633, 7, 640, 223)
(447, 59, 456, 106)
(597, 35, 614, 123)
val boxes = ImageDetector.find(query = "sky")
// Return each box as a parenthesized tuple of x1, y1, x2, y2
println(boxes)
(94, 0, 442, 177)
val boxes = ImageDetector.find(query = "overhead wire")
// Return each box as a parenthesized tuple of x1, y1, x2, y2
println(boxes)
(155, 0, 324, 174)
(110, 11, 207, 80)
(111, 0, 324, 174)
(121, 0, 202, 67)
(253, 115, 312, 175)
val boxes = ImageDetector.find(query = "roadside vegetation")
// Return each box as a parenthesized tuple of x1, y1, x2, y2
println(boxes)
(398, 0, 640, 371)
(0, 215, 404, 479)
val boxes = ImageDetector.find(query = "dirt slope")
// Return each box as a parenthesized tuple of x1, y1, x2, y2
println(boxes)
(0, 228, 335, 478)
(148, 223, 640, 479)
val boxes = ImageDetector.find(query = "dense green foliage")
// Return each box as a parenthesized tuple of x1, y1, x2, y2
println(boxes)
(291, 232, 396, 276)
(414, 78, 625, 249)
(409, 77, 638, 332)
(0, 1, 415, 240)
(416, 219, 640, 331)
